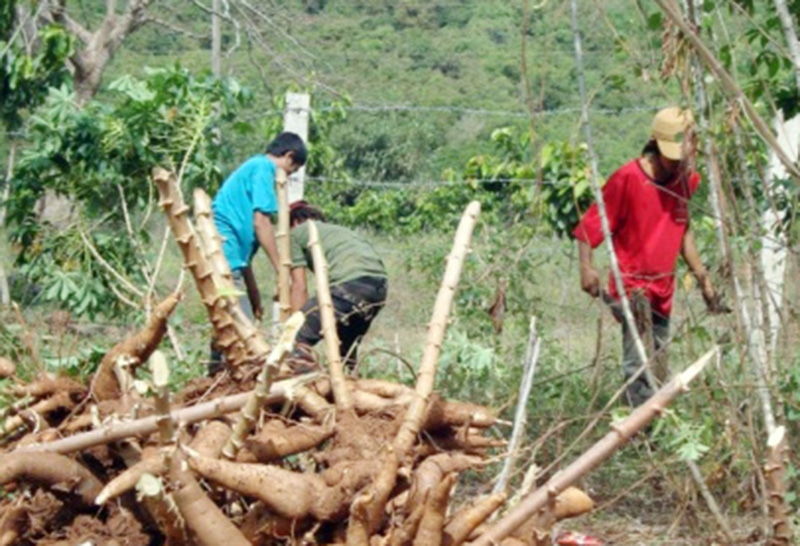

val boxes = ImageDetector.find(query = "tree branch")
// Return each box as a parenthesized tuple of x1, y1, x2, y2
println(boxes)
(48, 4, 92, 44)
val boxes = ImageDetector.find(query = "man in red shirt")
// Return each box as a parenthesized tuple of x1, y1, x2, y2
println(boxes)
(574, 107, 727, 406)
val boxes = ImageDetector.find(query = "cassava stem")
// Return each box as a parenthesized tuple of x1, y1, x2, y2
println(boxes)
(222, 311, 304, 459)
(471, 347, 719, 545)
(276, 167, 292, 322)
(308, 220, 352, 412)
(14, 377, 313, 454)
(152, 167, 247, 367)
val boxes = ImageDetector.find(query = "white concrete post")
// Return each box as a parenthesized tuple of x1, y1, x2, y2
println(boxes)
(282, 92, 310, 203)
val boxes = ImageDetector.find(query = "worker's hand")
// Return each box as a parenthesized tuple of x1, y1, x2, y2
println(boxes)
(580, 265, 600, 298)
(251, 297, 264, 321)
(700, 277, 731, 314)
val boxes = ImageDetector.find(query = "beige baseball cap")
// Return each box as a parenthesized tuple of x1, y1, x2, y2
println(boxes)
(652, 107, 694, 161)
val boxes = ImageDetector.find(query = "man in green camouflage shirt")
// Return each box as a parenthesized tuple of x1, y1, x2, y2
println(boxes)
(288, 201, 388, 371)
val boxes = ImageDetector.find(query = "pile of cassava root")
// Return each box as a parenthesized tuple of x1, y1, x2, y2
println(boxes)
(0, 169, 711, 545)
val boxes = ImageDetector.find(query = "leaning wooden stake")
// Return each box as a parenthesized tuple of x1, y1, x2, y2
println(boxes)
(276, 168, 292, 322)
(222, 311, 304, 459)
(472, 347, 719, 546)
(308, 220, 352, 412)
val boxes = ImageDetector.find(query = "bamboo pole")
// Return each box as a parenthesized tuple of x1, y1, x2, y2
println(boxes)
(471, 347, 719, 546)
(276, 168, 292, 322)
(308, 220, 352, 413)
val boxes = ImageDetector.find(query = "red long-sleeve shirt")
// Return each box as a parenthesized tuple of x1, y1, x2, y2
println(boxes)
(573, 159, 700, 317)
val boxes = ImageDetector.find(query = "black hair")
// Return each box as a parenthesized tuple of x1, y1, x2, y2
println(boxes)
(290, 202, 326, 226)
(266, 132, 308, 166)
(641, 138, 660, 156)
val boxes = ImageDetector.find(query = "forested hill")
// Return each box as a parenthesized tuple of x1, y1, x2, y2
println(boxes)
(106, 0, 674, 180)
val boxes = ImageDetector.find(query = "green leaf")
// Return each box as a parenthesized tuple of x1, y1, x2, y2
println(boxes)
(647, 12, 663, 30)
(109, 74, 156, 102)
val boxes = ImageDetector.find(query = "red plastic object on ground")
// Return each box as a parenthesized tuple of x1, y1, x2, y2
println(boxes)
(555, 531, 604, 545)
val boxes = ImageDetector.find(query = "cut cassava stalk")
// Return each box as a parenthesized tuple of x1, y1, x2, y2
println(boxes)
(470, 346, 719, 546)
(13, 376, 312, 454)
(222, 311, 304, 459)
(152, 167, 247, 367)
(413, 473, 457, 546)
(308, 220, 352, 413)
(91, 291, 182, 401)
(394, 201, 481, 456)
(136, 473, 190, 546)
(765, 426, 792, 545)
(442, 492, 507, 546)
(0, 452, 103, 505)
(194, 186, 273, 365)
(150, 351, 174, 444)
(276, 167, 292, 322)
(356, 202, 481, 532)
(192, 188, 233, 292)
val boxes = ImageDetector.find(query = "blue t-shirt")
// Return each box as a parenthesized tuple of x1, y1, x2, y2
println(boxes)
(212, 155, 278, 270)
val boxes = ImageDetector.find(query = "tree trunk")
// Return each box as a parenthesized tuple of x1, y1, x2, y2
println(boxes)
(211, 0, 222, 77)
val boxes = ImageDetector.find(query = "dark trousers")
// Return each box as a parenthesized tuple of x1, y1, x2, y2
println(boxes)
(294, 276, 387, 369)
(622, 312, 670, 407)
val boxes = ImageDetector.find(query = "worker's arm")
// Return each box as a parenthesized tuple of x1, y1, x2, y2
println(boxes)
(578, 239, 600, 298)
(681, 228, 729, 314)
(290, 267, 308, 313)
(254, 211, 280, 274)
(241, 266, 263, 320)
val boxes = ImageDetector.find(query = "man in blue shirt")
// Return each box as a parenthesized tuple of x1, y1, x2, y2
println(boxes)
(209, 132, 307, 372)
